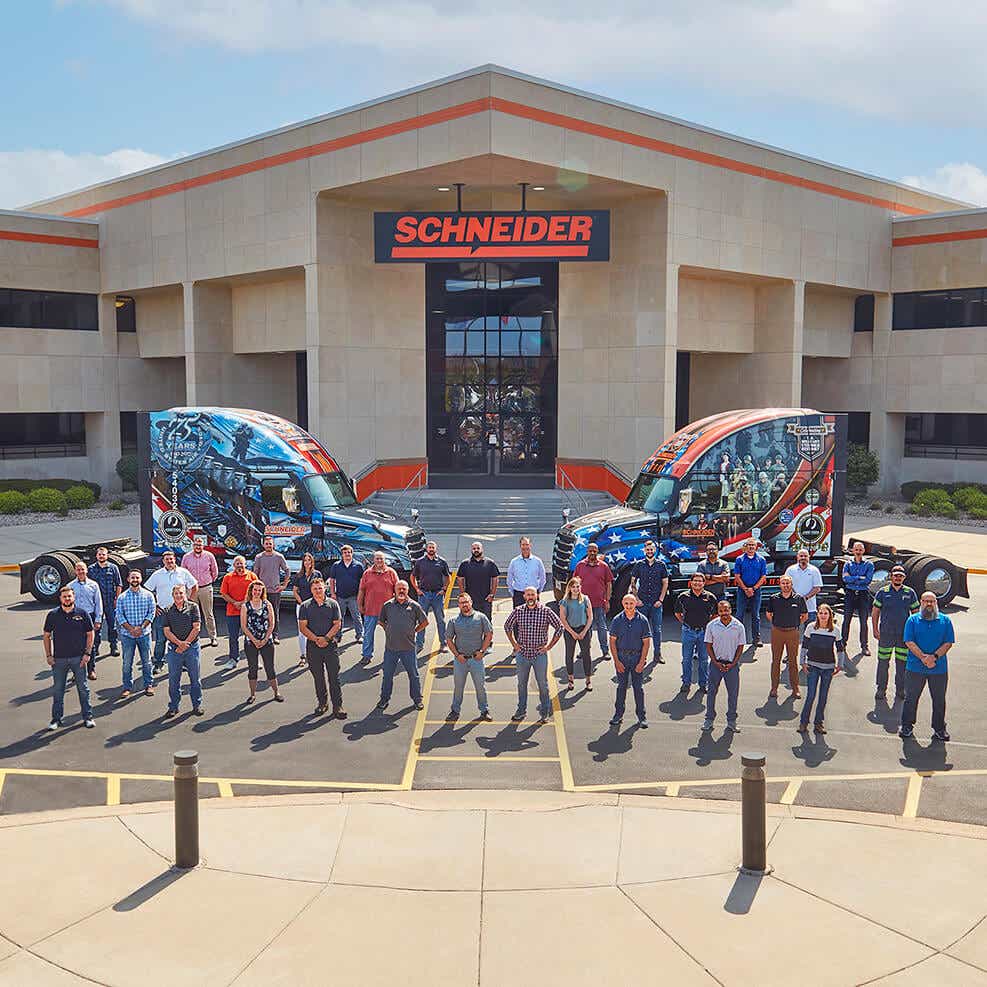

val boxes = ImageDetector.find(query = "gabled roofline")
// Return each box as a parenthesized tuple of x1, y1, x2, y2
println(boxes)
(24, 64, 972, 212)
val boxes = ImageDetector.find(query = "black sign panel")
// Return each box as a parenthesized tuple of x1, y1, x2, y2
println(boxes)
(374, 210, 610, 263)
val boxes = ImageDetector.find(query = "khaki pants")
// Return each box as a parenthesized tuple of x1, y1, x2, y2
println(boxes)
(770, 626, 801, 693)
(196, 583, 217, 640)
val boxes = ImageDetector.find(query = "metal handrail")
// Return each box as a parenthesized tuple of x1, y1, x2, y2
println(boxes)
(389, 463, 428, 519)
(556, 463, 589, 518)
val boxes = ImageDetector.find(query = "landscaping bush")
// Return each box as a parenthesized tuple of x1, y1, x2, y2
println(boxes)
(910, 488, 957, 519)
(847, 444, 880, 489)
(26, 487, 68, 514)
(0, 490, 28, 515)
(108, 499, 125, 511)
(0, 478, 100, 499)
(65, 484, 96, 510)
(969, 507, 987, 520)
(869, 500, 882, 511)
(884, 503, 896, 513)
(116, 454, 138, 491)
(952, 486, 983, 510)
(901, 480, 987, 501)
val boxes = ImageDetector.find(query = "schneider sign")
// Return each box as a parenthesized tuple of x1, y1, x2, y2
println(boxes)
(374, 210, 610, 263)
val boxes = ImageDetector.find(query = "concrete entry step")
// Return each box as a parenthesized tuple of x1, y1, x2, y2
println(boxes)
(365, 488, 617, 533)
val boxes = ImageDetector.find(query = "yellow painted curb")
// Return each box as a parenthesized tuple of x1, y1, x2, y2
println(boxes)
(0, 564, 20, 573)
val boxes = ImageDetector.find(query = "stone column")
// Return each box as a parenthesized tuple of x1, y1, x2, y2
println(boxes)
(867, 293, 902, 494)
(89, 294, 123, 494)
(750, 279, 804, 406)
(183, 280, 232, 406)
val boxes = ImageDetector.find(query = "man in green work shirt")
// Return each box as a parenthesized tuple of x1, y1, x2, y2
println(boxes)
(872, 564, 920, 704)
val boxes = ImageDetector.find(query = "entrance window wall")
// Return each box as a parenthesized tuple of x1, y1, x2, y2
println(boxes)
(426, 262, 558, 475)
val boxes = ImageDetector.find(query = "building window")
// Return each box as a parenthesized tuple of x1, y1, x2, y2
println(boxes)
(847, 411, 871, 446)
(893, 287, 986, 330)
(0, 412, 86, 459)
(853, 294, 874, 332)
(0, 288, 98, 331)
(120, 411, 138, 453)
(905, 413, 987, 459)
(116, 295, 136, 332)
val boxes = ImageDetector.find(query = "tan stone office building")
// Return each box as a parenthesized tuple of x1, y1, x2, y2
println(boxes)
(3, 65, 986, 496)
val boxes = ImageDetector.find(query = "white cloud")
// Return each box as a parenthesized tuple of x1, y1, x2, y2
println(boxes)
(0, 148, 173, 210)
(900, 163, 987, 208)
(95, 0, 987, 125)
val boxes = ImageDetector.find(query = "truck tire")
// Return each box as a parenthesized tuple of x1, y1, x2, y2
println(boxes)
(29, 553, 74, 603)
(907, 556, 958, 608)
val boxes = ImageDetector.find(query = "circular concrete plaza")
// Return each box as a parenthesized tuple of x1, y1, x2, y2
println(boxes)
(1, 572, 986, 825)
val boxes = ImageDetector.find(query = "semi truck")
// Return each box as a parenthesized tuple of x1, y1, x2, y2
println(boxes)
(552, 408, 968, 614)
(21, 407, 426, 603)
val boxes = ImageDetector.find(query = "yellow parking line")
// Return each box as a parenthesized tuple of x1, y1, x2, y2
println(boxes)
(0, 771, 6, 799)
(424, 720, 547, 726)
(431, 689, 534, 695)
(545, 655, 575, 792)
(106, 775, 121, 807)
(216, 780, 234, 798)
(664, 783, 680, 797)
(903, 774, 925, 818)
(417, 755, 561, 763)
(780, 779, 802, 806)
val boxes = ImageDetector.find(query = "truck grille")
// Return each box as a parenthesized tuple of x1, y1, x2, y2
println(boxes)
(404, 527, 426, 564)
(552, 526, 576, 585)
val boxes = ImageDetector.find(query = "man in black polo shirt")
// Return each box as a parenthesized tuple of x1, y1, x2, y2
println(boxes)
(674, 573, 718, 695)
(456, 542, 500, 621)
(43, 585, 95, 730)
(411, 540, 452, 654)
(298, 576, 345, 718)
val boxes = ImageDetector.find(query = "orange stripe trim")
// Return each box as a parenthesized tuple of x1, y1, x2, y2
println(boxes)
(58, 96, 928, 220)
(892, 227, 987, 248)
(0, 229, 98, 249)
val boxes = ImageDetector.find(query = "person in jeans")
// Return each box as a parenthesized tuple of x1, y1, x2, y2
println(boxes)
(733, 538, 767, 648)
(506, 536, 546, 608)
(241, 580, 284, 705)
(798, 603, 842, 734)
(144, 551, 198, 671)
(765, 574, 807, 698)
(89, 546, 122, 658)
(376, 581, 428, 711)
(505, 586, 563, 725)
(697, 542, 730, 601)
(674, 573, 718, 695)
(841, 541, 875, 656)
(115, 569, 156, 699)
(702, 599, 746, 732)
(900, 592, 954, 742)
(445, 593, 494, 721)
(871, 564, 919, 704)
(329, 545, 365, 646)
(608, 594, 652, 728)
(630, 540, 668, 663)
(298, 576, 345, 718)
(558, 575, 593, 691)
(181, 536, 219, 647)
(411, 540, 451, 653)
(66, 560, 103, 681)
(292, 552, 319, 668)
(253, 536, 290, 645)
(573, 543, 614, 659)
(358, 551, 398, 662)
(43, 585, 95, 730)
(219, 555, 257, 670)
(161, 584, 203, 719)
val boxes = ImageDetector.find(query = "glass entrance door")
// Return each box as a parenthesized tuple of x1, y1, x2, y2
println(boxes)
(426, 262, 558, 480)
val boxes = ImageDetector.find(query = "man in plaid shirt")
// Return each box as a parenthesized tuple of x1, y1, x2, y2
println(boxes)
(114, 570, 157, 698)
(89, 546, 122, 658)
(505, 586, 563, 725)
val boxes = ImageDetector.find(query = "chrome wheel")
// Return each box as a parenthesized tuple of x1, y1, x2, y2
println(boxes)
(925, 567, 952, 600)
(34, 564, 63, 597)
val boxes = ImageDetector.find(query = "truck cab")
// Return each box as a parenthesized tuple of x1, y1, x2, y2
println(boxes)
(141, 407, 425, 578)
(553, 409, 846, 612)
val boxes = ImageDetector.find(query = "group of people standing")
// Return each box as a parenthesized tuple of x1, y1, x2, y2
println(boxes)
(42, 535, 954, 745)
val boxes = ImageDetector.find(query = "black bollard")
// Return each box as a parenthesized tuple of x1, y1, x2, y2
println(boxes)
(740, 752, 768, 874)
(173, 750, 199, 869)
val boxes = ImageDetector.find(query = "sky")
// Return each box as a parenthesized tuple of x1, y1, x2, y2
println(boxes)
(3, 0, 987, 210)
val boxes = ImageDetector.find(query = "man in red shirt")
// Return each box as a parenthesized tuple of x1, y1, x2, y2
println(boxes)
(357, 550, 398, 661)
(574, 543, 614, 659)
(219, 555, 257, 670)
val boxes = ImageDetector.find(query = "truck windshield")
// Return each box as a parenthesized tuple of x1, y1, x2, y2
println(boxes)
(625, 474, 678, 515)
(303, 473, 357, 510)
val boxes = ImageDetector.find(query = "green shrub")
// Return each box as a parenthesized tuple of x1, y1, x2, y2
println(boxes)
(65, 484, 96, 510)
(26, 487, 68, 514)
(108, 499, 125, 511)
(869, 500, 882, 511)
(0, 478, 100, 499)
(848, 444, 880, 488)
(952, 486, 983, 510)
(969, 507, 987, 520)
(901, 480, 987, 501)
(0, 490, 28, 515)
(116, 454, 138, 491)
(911, 488, 957, 519)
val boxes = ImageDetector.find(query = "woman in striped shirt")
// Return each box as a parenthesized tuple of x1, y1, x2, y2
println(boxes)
(798, 603, 842, 735)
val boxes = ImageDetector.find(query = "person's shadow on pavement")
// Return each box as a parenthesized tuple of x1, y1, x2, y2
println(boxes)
(341, 708, 408, 742)
(899, 736, 953, 773)
(867, 698, 901, 734)
(418, 718, 478, 754)
(754, 695, 799, 727)
(477, 722, 540, 757)
(251, 711, 344, 750)
(688, 729, 734, 767)
(792, 733, 837, 768)
(658, 688, 705, 722)
(587, 721, 640, 762)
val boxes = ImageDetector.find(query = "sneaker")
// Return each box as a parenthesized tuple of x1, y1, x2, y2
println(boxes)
(47, 719, 60, 731)
(192, 707, 205, 716)
(376, 700, 389, 712)
(701, 720, 713, 732)
(144, 687, 155, 697)
(86, 671, 97, 681)
(110, 646, 119, 656)
(638, 717, 649, 728)
(726, 722, 739, 733)
(84, 718, 95, 729)
(609, 716, 622, 727)
(208, 637, 217, 647)
(222, 658, 237, 671)
(862, 646, 871, 656)
(413, 700, 425, 710)
(355, 637, 363, 644)
(334, 708, 348, 720)
(537, 715, 549, 725)
(678, 684, 690, 695)
(314, 704, 328, 715)
(439, 645, 448, 653)
(656, 654, 665, 664)
(163, 709, 178, 719)
(601, 652, 611, 661)
(272, 636, 281, 646)
(447, 709, 460, 721)
(933, 730, 950, 742)
(898, 727, 914, 739)
(510, 710, 525, 722)
(478, 711, 493, 722)
(753, 639, 763, 648)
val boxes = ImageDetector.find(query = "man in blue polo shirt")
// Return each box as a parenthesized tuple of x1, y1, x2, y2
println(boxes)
(608, 593, 652, 728)
(900, 592, 953, 742)
(629, 540, 668, 663)
(733, 538, 767, 649)
(329, 545, 364, 645)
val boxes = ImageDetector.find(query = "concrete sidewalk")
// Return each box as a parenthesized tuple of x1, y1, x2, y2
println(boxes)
(1, 791, 986, 986)
(846, 518, 987, 572)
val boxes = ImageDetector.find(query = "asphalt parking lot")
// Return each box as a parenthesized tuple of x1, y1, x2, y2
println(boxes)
(2, 571, 986, 825)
